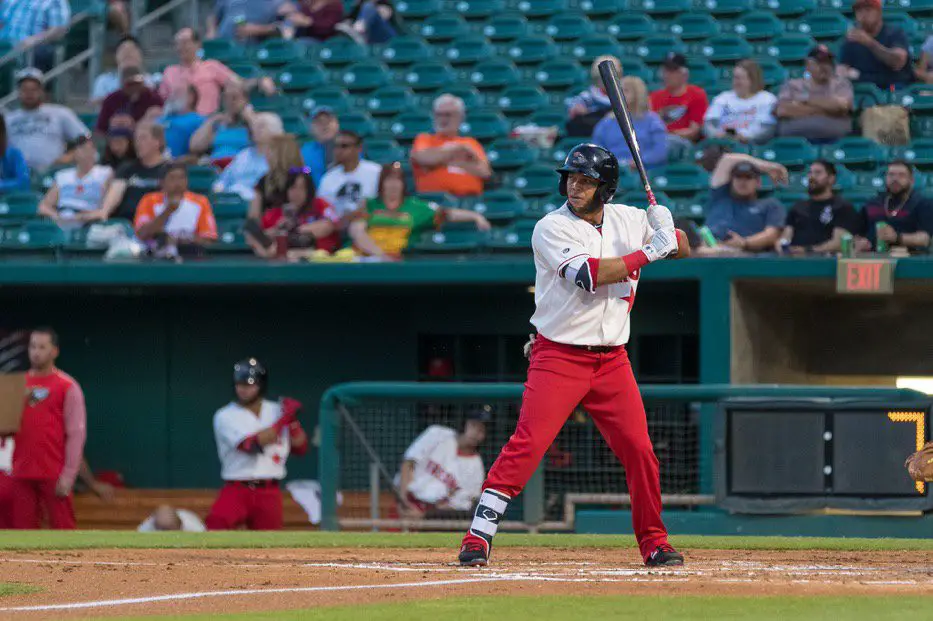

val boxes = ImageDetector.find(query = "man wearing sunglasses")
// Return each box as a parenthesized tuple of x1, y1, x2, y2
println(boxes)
(316, 130, 382, 222)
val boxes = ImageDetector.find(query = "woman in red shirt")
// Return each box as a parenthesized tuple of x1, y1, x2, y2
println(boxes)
(247, 169, 341, 257)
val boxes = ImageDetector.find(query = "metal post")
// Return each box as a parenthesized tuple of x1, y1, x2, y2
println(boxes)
(318, 394, 339, 531)
(88, 16, 105, 97)
(130, 0, 142, 36)
(523, 460, 545, 532)
(369, 461, 380, 532)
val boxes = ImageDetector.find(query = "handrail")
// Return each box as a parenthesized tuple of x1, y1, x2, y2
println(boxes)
(0, 9, 95, 70)
(131, 0, 198, 34)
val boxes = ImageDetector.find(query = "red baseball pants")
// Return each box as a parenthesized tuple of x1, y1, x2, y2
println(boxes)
(205, 482, 283, 530)
(8, 478, 76, 529)
(483, 336, 669, 560)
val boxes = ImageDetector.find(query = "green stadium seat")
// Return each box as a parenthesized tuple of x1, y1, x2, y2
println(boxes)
(419, 85, 484, 109)
(365, 85, 416, 117)
(481, 14, 530, 41)
(420, 14, 470, 42)
(670, 193, 708, 220)
(508, 164, 556, 196)
(618, 190, 675, 210)
(254, 40, 305, 67)
(338, 111, 377, 138)
(297, 86, 354, 115)
(340, 60, 391, 93)
(852, 83, 890, 111)
(632, 0, 692, 15)
(210, 193, 250, 220)
(755, 58, 789, 88)
(442, 35, 496, 67)
(532, 59, 587, 91)
(792, 11, 849, 40)
(453, 0, 506, 20)
(507, 35, 559, 66)
(569, 34, 624, 65)
(623, 60, 655, 84)
(225, 62, 262, 80)
(685, 58, 718, 86)
(471, 189, 524, 220)
(547, 137, 583, 165)
(913, 117, 933, 139)
(486, 138, 539, 169)
(572, 0, 627, 16)
(751, 137, 818, 169)
(407, 226, 487, 253)
(669, 12, 721, 40)
(632, 35, 687, 64)
(390, 111, 434, 142)
(312, 37, 368, 67)
(728, 11, 783, 40)
(496, 85, 549, 116)
(893, 85, 933, 115)
(402, 60, 456, 91)
(276, 64, 327, 93)
(522, 192, 564, 219)
(201, 39, 246, 64)
(417, 191, 459, 207)
(755, 0, 815, 16)
(605, 14, 658, 40)
(650, 164, 710, 194)
(526, 106, 568, 130)
(885, 11, 919, 36)
(460, 111, 509, 142)
(64, 221, 135, 253)
(215, 220, 249, 252)
(0, 191, 40, 223)
(543, 14, 595, 41)
(375, 35, 432, 67)
(758, 34, 817, 64)
(890, 139, 933, 170)
(486, 224, 533, 251)
(249, 94, 299, 114)
(468, 59, 521, 91)
(691, 34, 753, 64)
(509, 0, 568, 20)
(365, 139, 407, 164)
(1, 220, 66, 252)
(395, 0, 442, 18)
(821, 137, 886, 170)
(186, 166, 218, 193)
(698, 0, 753, 16)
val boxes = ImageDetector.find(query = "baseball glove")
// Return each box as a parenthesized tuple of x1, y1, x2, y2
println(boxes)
(904, 442, 933, 482)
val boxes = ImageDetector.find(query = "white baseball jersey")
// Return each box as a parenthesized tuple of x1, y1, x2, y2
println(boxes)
(399, 425, 484, 511)
(213, 399, 290, 481)
(530, 202, 653, 347)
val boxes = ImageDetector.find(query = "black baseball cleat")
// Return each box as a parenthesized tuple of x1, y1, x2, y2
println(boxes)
(645, 543, 685, 567)
(458, 538, 490, 567)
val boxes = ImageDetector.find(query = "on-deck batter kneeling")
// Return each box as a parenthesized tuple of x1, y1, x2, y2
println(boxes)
(459, 143, 689, 568)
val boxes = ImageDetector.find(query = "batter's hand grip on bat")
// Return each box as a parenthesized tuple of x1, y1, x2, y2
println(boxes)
(597, 59, 658, 208)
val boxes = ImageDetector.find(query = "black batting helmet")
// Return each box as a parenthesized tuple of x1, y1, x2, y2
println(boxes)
(557, 143, 619, 203)
(233, 358, 267, 395)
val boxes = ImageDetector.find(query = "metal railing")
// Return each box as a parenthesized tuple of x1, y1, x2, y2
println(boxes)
(129, 0, 199, 38)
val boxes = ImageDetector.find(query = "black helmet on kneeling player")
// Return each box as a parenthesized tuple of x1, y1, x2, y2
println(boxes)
(233, 358, 267, 396)
(557, 143, 619, 203)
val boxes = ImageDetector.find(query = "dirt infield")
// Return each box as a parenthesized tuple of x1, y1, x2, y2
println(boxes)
(0, 547, 932, 618)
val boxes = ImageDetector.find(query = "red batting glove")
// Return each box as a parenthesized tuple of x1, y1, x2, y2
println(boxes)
(280, 397, 303, 420)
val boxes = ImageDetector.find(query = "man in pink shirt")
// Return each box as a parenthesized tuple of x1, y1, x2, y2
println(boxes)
(160, 28, 275, 116)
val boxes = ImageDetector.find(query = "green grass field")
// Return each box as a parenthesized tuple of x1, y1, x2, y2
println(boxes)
(0, 532, 930, 621)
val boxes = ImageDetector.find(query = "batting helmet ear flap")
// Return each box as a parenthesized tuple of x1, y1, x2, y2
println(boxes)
(558, 172, 568, 197)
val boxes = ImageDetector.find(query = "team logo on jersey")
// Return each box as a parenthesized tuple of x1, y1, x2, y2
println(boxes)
(27, 386, 50, 406)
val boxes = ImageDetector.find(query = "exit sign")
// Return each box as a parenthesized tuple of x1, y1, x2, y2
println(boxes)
(836, 259, 895, 294)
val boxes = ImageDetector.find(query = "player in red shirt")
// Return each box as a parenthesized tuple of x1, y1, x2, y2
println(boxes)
(10, 328, 87, 529)
(649, 53, 708, 144)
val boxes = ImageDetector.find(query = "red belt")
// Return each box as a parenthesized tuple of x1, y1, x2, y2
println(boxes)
(227, 479, 280, 489)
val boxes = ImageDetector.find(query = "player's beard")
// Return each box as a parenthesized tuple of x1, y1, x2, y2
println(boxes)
(569, 195, 603, 217)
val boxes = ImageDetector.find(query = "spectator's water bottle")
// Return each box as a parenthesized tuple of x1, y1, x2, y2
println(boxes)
(697, 226, 718, 248)
(840, 232, 854, 258)
(875, 222, 889, 253)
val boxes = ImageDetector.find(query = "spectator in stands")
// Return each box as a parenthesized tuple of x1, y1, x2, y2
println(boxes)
(214, 112, 284, 201)
(292, 0, 344, 40)
(855, 160, 933, 253)
(96, 67, 165, 133)
(775, 160, 860, 254)
(341, 0, 401, 44)
(0, 0, 70, 72)
(301, 106, 339, 185)
(917, 36, 933, 83)
(566, 55, 623, 138)
(349, 162, 491, 259)
(592, 76, 668, 171)
(157, 85, 204, 161)
(97, 122, 169, 221)
(208, 0, 289, 42)
(248, 134, 306, 217)
(107, 0, 130, 36)
(704, 60, 777, 145)
(776, 46, 854, 143)
(91, 36, 158, 105)
(134, 162, 218, 249)
(38, 135, 113, 222)
(318, 129, 382, 220)
(6, 69, 90, 173)
(246, 169, 341, 257)
(160, 28, 276, 118)
(839, 0, 913, 90)
(102, 126, 136, 169)
(0, 112, 29, 194)
(704, 153, 789, 252)
(394, 406, 489, 519)
(138, 505, 206, 532)
(650, 52, 708, 145)
(189, 83, 254, 159)
(410, 94, 490, 198)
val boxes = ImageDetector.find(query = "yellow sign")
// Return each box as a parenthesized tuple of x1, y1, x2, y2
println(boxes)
(888, 411, 926, 493)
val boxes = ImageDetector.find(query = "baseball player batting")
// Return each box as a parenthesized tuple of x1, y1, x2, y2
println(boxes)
(458, 143, 689, 567)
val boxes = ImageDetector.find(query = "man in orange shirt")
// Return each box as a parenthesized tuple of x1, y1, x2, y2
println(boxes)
(134, 162, 218, 253)
(410, 94, 491, 197)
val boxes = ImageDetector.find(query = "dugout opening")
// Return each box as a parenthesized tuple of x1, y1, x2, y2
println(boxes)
(731, 279, 933, 386)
